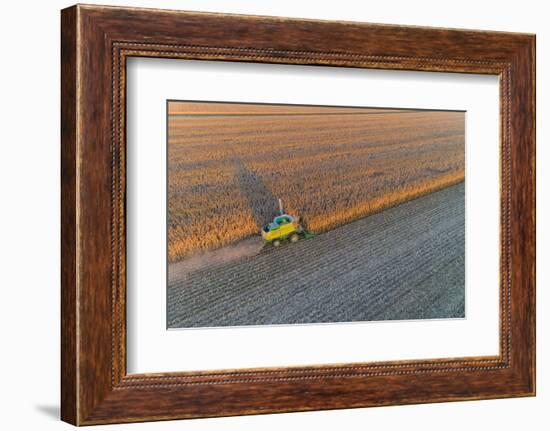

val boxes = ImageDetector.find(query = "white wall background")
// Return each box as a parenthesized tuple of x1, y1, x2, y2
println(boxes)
(0, 0, 546, 429)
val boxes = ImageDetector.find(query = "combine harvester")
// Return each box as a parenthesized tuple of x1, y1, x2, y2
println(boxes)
(261, 199, 315, 247)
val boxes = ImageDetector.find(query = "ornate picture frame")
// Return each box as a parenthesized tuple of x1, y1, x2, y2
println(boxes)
(61, 4, 535, 425)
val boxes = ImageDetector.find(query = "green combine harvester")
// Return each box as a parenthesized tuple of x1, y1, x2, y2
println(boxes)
(261, 199, 315, 247)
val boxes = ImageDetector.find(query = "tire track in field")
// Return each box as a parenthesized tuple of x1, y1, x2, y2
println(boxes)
(167, 182, 465, 328)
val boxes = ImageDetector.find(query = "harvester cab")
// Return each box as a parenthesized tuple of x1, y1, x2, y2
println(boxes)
(261, 199, 313, 247)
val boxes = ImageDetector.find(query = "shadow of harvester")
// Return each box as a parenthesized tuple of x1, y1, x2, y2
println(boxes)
(234, 159, 279, 228)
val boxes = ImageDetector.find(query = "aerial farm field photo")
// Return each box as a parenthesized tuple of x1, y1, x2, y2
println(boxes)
(167, 101, 465, 328)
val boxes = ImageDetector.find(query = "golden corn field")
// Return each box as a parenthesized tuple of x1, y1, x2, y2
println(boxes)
(168, 102, 465, 262)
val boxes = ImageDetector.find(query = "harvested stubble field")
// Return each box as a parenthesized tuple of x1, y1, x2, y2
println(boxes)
(168, 102, 464, 262)
(167, 182, 465, 327)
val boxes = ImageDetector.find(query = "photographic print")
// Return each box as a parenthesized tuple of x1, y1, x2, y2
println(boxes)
(167, 101, 465, 329)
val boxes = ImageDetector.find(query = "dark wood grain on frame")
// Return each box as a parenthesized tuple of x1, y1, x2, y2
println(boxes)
(61, 4, 535, 425)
